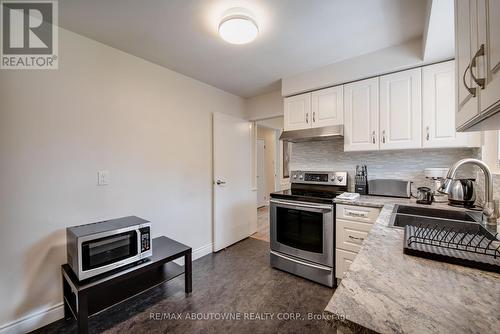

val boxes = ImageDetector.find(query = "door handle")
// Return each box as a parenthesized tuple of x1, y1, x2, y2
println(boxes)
(470, 44, 485, 89)
(381, 130, 386, 143)
(312, 112, 316, 123)
(270, 251, 332, 271)
(372, 131, 376, 144)
(216, 180, 226, 185)
(426, 126, 430, 141)
(306, 113, 309, 124)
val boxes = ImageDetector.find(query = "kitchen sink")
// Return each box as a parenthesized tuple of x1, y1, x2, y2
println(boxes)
(390, 204, 500, 273)
(389, 204, 478, 228)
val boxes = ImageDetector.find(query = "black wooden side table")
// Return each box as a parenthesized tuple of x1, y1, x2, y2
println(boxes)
(62, 236, 192, 334)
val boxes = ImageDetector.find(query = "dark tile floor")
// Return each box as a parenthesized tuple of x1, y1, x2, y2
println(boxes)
(32, 238, 336, 334)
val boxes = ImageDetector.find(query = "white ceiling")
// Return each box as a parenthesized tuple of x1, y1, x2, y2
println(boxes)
(60, 0, 427, 98)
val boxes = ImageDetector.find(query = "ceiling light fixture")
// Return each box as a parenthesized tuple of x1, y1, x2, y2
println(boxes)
(218, 8, 258, 45)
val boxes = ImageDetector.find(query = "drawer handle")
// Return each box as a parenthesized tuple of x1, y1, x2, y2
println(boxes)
(345, 210, 368, 218)
(348, 235, 364, 241)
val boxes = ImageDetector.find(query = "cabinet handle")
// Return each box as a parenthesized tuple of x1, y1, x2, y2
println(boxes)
(426, 126, 430, 141)
(348, 235, 365, 241)
(382, 130, 386, 143)
(345, 209, 368, 218)
(372, 131, 376, 144)
(313, 112, 316, 123)
(463, 62, 477, 97)
(470, 44, 485, 89)
(306, 113, 309, 124)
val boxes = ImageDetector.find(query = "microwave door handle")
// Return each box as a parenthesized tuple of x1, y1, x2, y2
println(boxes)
(137, 229, 141, 254)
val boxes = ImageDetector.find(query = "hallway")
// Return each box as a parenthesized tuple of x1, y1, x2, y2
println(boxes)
(251, 206, 270, 242)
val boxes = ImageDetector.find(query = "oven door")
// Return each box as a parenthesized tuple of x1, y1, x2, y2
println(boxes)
(270, 199, 333, 266)
(78, 228, 141, 279)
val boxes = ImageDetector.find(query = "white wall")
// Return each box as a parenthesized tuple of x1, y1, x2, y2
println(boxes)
(282, 38, 438, 96)
(245, 89, 283, 120)
(0, 28, 245, 332)
(422, 0, 455, 62)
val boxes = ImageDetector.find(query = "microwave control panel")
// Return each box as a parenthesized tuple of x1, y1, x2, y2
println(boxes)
(140, 227, 151, 252)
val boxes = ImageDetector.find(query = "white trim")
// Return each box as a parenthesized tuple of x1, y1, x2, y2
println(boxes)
(0, 302, 64, 334)
(0, 242, 214, 334)
(174, 242, 213, 266)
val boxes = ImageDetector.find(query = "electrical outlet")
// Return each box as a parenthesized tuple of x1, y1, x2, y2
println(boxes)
(97, 170, 110, 186)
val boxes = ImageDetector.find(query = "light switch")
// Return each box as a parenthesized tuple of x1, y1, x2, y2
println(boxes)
(97, 170, 110, 186)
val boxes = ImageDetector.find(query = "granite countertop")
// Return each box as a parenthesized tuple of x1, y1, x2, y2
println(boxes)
(333, 194, 470, 210)
(325, 198, 500, 334)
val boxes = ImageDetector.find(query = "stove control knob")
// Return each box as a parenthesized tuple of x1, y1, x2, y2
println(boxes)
(337, 176, 344, 182)
(331, 178, 335, 182)
(293, 174, 297, 179)
(299, 175, 303, 179)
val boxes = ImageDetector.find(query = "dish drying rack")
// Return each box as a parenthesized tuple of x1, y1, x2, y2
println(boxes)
(403, 223, 500, 273)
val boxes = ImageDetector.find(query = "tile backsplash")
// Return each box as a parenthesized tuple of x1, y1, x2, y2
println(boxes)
(290, 138, 479, 194)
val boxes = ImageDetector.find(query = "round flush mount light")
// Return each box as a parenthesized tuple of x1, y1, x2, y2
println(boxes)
(218, 8, 258, 45)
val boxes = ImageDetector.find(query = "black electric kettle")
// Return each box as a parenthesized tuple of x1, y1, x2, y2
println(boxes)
(416, 186, 434, 205)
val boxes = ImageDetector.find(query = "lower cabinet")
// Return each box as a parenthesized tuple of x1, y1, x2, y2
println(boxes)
(335, 249, 356, 279)
(335, 204, 381, 279)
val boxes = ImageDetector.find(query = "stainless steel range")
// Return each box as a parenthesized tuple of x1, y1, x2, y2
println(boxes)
(270, 170, 348, 287)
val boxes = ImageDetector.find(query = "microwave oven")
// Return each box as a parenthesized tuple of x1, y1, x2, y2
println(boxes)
(66, 216, 152, 281)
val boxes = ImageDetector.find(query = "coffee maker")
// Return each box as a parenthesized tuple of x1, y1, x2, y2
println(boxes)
(424, 167, 449, 203)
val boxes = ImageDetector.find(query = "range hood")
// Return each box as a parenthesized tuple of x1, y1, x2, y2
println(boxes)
(279, 125, 344, 143)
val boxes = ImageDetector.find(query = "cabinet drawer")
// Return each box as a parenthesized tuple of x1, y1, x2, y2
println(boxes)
(336, 219, 372, 253)
(336, 204, 380, 223)
(335, 249, 357, 279)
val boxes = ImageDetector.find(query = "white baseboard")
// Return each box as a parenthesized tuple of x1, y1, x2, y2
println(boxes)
(0, 242, 213, 334)
(174, 242, 213, 266)
(0, 302, 64, 334)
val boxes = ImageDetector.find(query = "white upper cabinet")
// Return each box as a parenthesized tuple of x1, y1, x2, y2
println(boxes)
(455, 0, 500, 131)
(344, 78, 379, 151)
(379, 68, 422, 150)
(455, 0, 480, 128)
(477, 0, 500, 114)
(311, 86, 344, 127)
(284, 86, 343, 131)
(423, 61, 479, 148)
(284, 93, 311, 131)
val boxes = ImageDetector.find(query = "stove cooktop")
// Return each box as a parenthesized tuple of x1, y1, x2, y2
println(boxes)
(270, 187, 346, 204)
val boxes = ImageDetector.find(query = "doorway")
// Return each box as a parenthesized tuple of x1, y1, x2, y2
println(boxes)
(257, 139, 267, 207)
(251, 116, 287, 242)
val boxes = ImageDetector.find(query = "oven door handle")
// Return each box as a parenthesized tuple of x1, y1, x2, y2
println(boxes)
(270, 250, 332, 271)
(270, 199, 333, 211)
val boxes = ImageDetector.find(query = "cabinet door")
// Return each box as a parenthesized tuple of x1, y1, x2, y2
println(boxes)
(379, 68, 422, 150)
(423, 61, 475, 147)
(283, 93, 311, 131)
(344, 78, 379, 151)
(455, 0, 480, 128)
(478, 0, 500, 114)
(335, 249, 356, 279)
(311, 86, 343, 128)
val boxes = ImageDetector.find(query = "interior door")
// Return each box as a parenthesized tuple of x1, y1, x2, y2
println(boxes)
(379, 68, 422, 150)
(311, 86, 343, 128)
(213, 113, 256, 252)
(256, 139, 267, 207)
(344, 77, 379, 151)
(422, 61, 471, 147)
(284, 93, 311, 131)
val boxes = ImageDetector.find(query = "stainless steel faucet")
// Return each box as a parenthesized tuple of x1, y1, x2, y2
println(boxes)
(439, 158, 497, 225)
